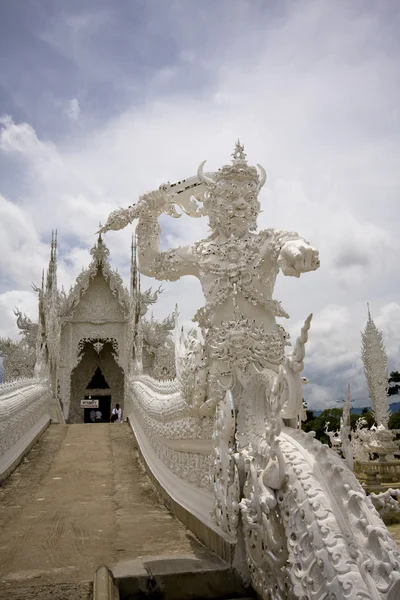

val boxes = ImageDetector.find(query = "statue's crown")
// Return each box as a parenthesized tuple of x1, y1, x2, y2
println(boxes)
(215, 140, 260, 184)
(197, 141, 266, 189)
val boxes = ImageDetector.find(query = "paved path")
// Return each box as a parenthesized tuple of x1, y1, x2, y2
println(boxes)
(388, 522, 400, 546)
(0, 424, 209, 598)
(2, 423, 398, 600)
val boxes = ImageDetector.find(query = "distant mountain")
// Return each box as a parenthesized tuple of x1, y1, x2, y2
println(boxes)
(389, 401, 400, 415)
(312, 401, 400, 417)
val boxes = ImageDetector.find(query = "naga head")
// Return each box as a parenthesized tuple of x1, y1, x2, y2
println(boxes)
(197, 141, 266, 237)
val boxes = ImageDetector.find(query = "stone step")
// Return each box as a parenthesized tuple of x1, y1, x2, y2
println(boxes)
(113, 555, 252, 600)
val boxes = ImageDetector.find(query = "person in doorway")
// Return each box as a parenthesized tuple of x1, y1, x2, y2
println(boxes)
(95, 409, 102, 422)
(90, 409, 96, 423)
(111, 403, 122, 423)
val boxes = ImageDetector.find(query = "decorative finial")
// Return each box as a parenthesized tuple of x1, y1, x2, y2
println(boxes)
(50, 230, 54, 261)
(232, 139, 246, 161)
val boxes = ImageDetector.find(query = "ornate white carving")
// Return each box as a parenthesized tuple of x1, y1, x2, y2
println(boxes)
(340, 383, 354, 471)
(62, 234, 131, 320)
(279, 427, 400, 600)
(0, 378, 52, 476)
(352, 417, 372, 463)
(130, 374, 213, 490)
(5, 232, 176, 423)
(0, 308, 37, 381)
(210, 390, 239, 538)
(325, 423, 342, 452)
(76, 337, 120, 366)
(93, 341, 104, 354)
(369, 488, 400, 517)
(141, 312, 176, 380)
(101, 144, 400, 600)
(239, 368, 290, 600)
(361, 305, 391, 428)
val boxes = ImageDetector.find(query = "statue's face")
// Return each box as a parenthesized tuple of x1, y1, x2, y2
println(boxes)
(207, 178, 260, 237)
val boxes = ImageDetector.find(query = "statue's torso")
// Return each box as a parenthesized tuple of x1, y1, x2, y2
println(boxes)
(192, 229, 289, 332)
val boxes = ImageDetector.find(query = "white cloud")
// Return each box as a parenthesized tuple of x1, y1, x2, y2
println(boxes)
(66, 98, 81, 122)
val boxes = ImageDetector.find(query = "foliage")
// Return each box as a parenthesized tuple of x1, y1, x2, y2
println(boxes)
(303, 408, 343, 444)
(302, 407, 375, 443)
(388, 371, 400, 396)
(388, 410, 400, 430)
(0, 337, 36, 381)
(360, 408, 376, 428)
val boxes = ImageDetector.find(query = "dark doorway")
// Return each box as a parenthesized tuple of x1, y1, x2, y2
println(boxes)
(84, 395, 111, 423)
(87, 367, 110, 389)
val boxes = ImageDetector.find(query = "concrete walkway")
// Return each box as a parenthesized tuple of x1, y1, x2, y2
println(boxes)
(388, 522, 400, 546)
(0, 424, 210, 598)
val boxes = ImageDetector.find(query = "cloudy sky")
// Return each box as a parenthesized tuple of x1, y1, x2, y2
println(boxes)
(1, 0, 400, 408)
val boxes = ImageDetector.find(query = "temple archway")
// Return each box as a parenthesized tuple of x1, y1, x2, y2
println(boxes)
(68, 340, 124, 424)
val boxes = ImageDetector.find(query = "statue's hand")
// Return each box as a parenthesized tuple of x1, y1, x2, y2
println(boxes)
(278, 241, 320, 277)
(99, 208, 134, 233)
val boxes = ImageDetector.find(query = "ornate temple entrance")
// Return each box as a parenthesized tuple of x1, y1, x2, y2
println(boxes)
(69, 341, 124, 424)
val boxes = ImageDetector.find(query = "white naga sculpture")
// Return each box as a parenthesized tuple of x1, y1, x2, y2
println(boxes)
(101, 144, 400, 600)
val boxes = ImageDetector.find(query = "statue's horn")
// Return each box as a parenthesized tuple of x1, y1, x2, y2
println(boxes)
(197, 160, 215, 186)
(257, 163, 267, 188)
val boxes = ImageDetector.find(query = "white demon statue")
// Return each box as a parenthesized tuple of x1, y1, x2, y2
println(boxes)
(101, 142, 319, 420)
(101, 144, 400, 600)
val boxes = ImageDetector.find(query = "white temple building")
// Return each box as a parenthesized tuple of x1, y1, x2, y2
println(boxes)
(1, 232, 175, 424)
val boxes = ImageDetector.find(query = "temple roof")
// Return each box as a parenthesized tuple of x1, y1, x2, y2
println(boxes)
(61, 235, 131, 320)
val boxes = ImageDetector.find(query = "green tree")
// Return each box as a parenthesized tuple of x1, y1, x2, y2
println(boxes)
(359, 409, 375, 428)
(388, 410, 400, 430)
(303, 408, 343, 445)
(302, 400, 315, 424)
(388, 371, 400, 396)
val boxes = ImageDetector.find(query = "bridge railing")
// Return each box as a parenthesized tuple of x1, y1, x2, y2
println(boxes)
(127, 374, 236, 561)
(0, 377, 53, 482)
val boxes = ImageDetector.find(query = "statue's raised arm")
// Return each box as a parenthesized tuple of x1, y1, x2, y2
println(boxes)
(100, 141, 320, 318)
(99, 179, 206, 281)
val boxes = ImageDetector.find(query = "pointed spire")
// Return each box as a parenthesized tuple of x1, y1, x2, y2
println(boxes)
(46, 229, 58, 294)
(361, 307, 391, 427)
(90, 231, 109, 266)
(131, 233, 137, 270)
(345, 383, 351, 428)
(46, 231, 53, 291)
(50, 230, 54, 261)
(54, 229, 58, 261)
(130, 233, 138, 299)
(232, 139, 246, 161)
